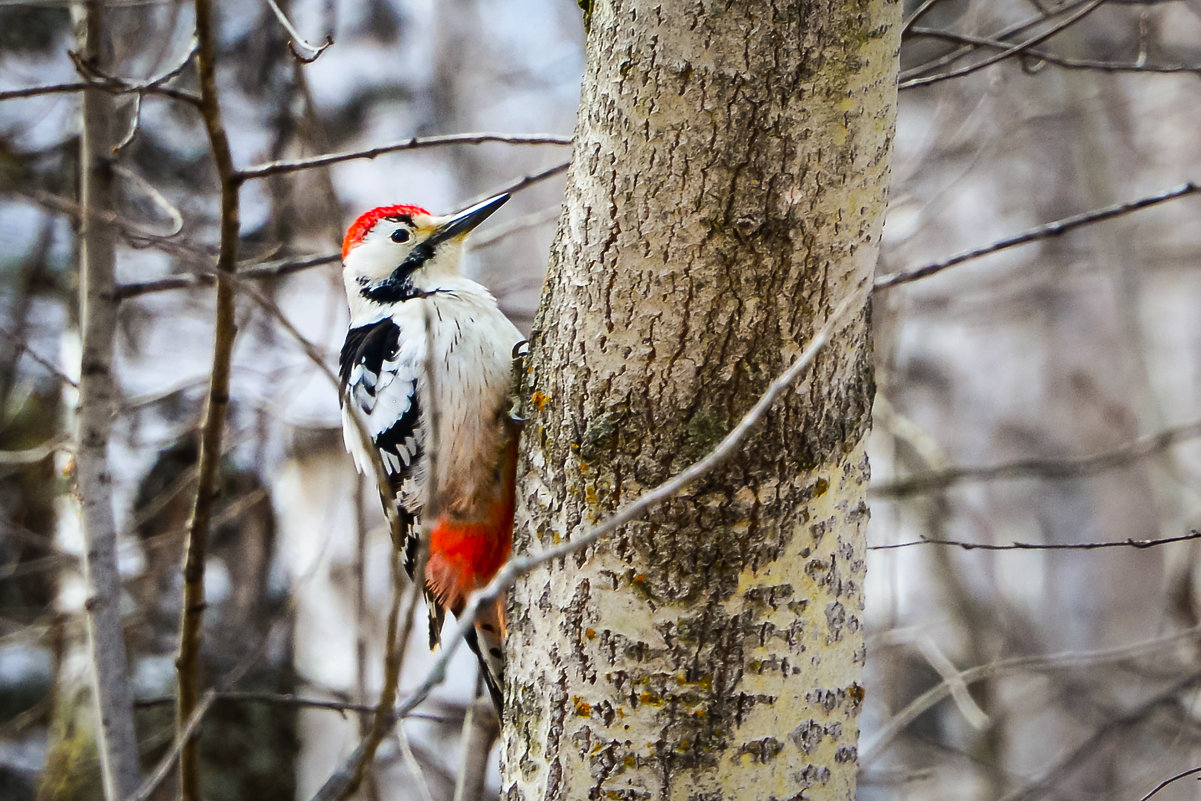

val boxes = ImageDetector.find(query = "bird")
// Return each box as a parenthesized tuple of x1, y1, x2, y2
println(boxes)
(337, 193, 523, 712)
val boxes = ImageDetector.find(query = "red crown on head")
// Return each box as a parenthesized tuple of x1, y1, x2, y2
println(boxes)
(342, 204, 431, 260)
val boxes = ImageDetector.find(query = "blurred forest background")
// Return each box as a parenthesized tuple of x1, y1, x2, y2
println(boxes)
(1, 0, 1200, 799)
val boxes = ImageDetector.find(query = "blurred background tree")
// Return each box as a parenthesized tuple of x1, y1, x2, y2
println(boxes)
(1, 0, 1200, 800)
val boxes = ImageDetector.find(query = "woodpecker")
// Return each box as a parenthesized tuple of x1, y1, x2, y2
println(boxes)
(337, 193, 523, 712)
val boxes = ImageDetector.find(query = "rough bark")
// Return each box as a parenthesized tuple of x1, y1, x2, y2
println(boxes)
(502, 2, 898, 800)
(72, 2, 142, 798)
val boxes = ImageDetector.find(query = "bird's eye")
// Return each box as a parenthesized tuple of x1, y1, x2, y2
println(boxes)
(390, 228, 411, 244)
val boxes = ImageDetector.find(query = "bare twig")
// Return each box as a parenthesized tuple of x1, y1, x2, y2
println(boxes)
(396, 725, 436, 801)
(861, 625, 1201, 765)
(870, 531, 1201, 552)
(467, 161, 570, 206)
(0, 324, 78, 387)
(1136, 766, 1201, 801)
(0, 436, 70, 467)
(901, 0, 947, 35)
(305, 287, 867, 801)
(112, 164, 185, 238)
(0, 82, 93, 102)
(908, 27, 1201, 76)
(871, 418, 1201, 495)
(71, 1, 142, 797)
(264, 0, 332, 62)
(470, 205, 561, 250)
(900, 0, 1109, 89)
(133, 692, 458, 723)
(116, 252, 341, 299)
(452, 696, 500, 801)
(112, 92, 142, 153)
(126, 691, 216, 801)
(874, 182, 1201, 291)
(70, 36, 200, 104)
(236, 133, 571, 182)
(998, 675, 1201, 801)
(175, 0, 241, 797)
(337, 550, 410, 801)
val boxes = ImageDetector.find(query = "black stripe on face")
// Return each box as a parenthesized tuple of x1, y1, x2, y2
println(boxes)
(360, 241, 436, 304)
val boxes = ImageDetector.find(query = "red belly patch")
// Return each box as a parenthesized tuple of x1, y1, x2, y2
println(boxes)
(426, 510, 513, 615)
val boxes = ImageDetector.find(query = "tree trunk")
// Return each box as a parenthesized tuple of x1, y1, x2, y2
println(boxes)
(502, 1, 898, 800)
(72, 2, 142, 798)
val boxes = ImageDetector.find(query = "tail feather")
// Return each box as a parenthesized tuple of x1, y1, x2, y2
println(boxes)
(427, 597, 445, 651)
(464, 599, 506, 714)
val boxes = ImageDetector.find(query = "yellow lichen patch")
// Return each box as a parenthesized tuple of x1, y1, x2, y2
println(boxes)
(573, 696, 592, 717)
(639, 691, 662, 706)
(585, 628, 597, 639)
(813, 477, 829, 497)
(530, 391, 549, 411)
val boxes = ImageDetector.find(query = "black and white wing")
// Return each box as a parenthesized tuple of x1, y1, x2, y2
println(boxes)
(338, 318, 425, 549)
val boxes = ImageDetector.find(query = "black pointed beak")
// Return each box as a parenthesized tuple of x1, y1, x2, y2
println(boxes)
(431, 193, 510, 244)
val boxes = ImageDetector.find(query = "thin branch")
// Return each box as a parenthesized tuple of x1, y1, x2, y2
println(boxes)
(900, 0, 1109, 89)
(467, 161, 570, 206)
(0, 82, 92, 102)
(337, 550, 411, 801)
(0, 80, 196, 105)
(908, 26, 1201, 76)
(470, 205, 561, 250)
(175, 0, 241, 797)
(264, 0, 333, 62)
(126, 690, 216, 801)
(998, 674, 1201, 801)
(236, 133, 571, 182)
(870, 531, 1201, 552)
(0, 324, 78, 387)
(0, 436, 70, 466)
(115, 252, 340, 299)
(1137, 766, 1201, 801)
(874, 182, 1201, 291)
(902, 0, 948, 35)
(396, 725, 436, 801)
(306, 287, 867, 801)
(71, 1, 142, 796)
(263, 0, 333, 62)
(112, 164, 185, 238)
(899, 0, 1094, 80)
(871, 418, 1201, 496)
(15, 187, 191, 246)
(112, 92, 142, 153)
(861, 625, 1201, 765)
(452, 696, 499, 801)
(69, 36, 201, 105)
(132, 692, 459, 723)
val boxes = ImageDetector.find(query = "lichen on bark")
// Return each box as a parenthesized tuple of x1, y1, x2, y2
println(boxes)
(503, 1, 899, 799)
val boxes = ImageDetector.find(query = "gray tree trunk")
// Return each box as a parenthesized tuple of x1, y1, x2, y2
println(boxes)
(71, 2, 142, 798)
(502, 2, 898, 800)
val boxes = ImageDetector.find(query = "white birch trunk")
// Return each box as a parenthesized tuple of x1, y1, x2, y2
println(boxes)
(502, 1, 899, 799)
(71, 2, 141, 797)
